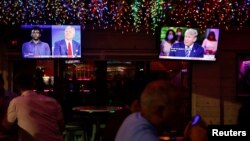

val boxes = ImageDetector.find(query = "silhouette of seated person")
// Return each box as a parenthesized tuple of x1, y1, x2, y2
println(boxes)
(115, 80, 207, 141)
(2, 72, 64, 141)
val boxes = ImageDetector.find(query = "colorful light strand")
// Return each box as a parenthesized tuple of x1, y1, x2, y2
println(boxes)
(0, 0, 249, 34)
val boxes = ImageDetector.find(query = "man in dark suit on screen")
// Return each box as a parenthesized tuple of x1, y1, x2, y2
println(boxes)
(169, 28, 204, 58)
(53, 25, 81, 57)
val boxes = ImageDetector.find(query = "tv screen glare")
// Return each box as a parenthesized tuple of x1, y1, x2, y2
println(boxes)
(158, 26, 220, 61)
(236, 53, 250, 97)
(20, 25, 81, 59)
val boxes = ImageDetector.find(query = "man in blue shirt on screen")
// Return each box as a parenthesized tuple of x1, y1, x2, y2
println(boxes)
(22, 26, 51, 58)
(169, 28, 204, 58)
(53, 26, 81, 58)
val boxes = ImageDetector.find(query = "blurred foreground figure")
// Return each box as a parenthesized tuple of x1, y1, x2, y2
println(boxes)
(2, 72, 64, 141)
(0, 74, 18, 141)
(183, 115, 208, 141)
(115, 80, 207, 141)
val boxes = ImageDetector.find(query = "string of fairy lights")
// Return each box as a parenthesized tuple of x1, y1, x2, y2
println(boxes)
(0, 0, 249, 34)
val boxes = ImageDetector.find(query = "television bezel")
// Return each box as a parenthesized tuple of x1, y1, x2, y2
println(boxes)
(158, 26, 220, 62)
(20, 24, 82, 59)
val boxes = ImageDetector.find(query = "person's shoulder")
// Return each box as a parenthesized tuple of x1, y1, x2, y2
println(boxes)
(22, 41, 30, 47)
(72, 40, 80, 45)
(125, 112, 142, 122)
(39, 94, 56, 100)
(55, 39, 64, 44)
(120, 112, 135, 122)
(161, 40, 166, 44)
(44, 95, 61, 104)
(194, 43, 202, 48)
(203, 38, 208, 42)
(172, 42, 184, 48)
(41, 41, 49, 45)
(56, 39, 64, 43)
(36, 94, 61, 105)
(9, 95, 21, 104)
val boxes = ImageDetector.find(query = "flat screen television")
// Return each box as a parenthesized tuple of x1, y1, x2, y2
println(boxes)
(158, 26, 220, 61)
(20, 25, 81, 59)
(236, 52, 250, 97)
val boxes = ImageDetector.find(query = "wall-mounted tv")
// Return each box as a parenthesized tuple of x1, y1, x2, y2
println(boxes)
(236, 52, 250, 97)
(158, 26, 219, 61)
(20, 25, 81, 59)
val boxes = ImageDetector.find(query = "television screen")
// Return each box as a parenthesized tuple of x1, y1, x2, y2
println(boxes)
(236, 53, 250, 97)
(20, 25, 81, 59)
(158, 26, 219, 61)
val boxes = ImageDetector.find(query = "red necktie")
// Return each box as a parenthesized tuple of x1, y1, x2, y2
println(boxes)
(68, 42, 72, 56)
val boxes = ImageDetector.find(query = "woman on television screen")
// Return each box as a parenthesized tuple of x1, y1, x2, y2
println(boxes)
(159, 29, 176, 56)
(201, 30, 218, 55)
(175, 27, 184, 43)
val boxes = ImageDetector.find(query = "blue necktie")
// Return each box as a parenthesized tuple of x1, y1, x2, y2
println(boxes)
(185, 46, 190, 57)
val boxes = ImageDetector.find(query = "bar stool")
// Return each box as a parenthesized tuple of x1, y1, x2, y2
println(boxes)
(63, 123, 89, 141)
